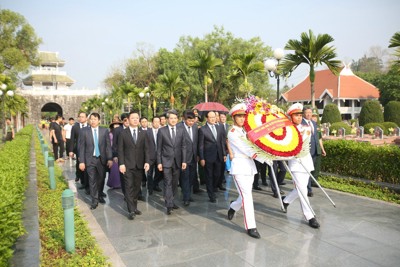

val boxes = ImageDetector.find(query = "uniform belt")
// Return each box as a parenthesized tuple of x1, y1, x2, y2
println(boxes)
(234, 153, 251, 159)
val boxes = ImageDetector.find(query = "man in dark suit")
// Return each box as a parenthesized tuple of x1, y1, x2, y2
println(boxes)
(50, 114, 65, 162)
(157, 109, 187, 215)
(118, 111, 150, 220)
(78, 113, 113, 210)
(178, 110, 199, 206)
(112, 113, 129, 197)
(69, 112, 89, 193)
(198, 111, 227, 203)
(146, 116, 163, 195)
(302, 106, 321, 197)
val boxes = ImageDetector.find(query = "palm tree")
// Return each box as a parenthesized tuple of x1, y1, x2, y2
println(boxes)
(189, 50, 223, 102)
(228, 52, 265, 96)
(280, 29, 342, 108)
(388, 32, 400, 68)
(156, 71, 189, 109)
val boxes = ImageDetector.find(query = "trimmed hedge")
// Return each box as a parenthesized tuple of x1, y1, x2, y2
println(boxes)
(384, 101, 400, 125)
(35, 133, 110, 266)
(359, 100, 384, 126)
(0, 125, 33, 266)
(321, 140, 400, 184)
(321, 103, 341, 124)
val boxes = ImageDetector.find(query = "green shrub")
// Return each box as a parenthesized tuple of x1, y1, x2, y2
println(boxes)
(382, 122, 398, 135)
(384, 101, 400, 125)
(0, 125, 33, 266)
(363, 122, 386, 135)
(35, 134, 110, 266)
(329, 122, 352, 135)
(321, 103, 341, 124)
(349, 119, 358, 126)
(321, 140, 400, 184)
(359, 100, 384, 126)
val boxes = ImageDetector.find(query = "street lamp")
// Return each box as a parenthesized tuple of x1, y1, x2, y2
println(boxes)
(0, 83, 15, 141)
(265, 48, 285, 104)
(139, 92, 145, 118)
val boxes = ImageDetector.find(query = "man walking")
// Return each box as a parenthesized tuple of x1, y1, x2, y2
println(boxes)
(50, 114, 65, 162)
(157, 110, 187, 215)
(78, 113, 113, 210)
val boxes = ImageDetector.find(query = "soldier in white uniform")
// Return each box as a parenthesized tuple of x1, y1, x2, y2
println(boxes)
(282, 103, 320, 229)
(227, 103, 263, 239)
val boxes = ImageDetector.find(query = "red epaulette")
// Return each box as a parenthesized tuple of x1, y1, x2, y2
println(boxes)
(252, 154, 257, 159)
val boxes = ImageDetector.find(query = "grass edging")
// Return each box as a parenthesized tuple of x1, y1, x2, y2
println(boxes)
(35, 132, 110, 266)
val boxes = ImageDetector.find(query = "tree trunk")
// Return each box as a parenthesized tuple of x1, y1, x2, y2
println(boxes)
(310, 66, 316, 108)
(204, 75, 208, 103)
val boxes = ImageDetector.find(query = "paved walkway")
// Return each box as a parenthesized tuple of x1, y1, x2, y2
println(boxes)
(61, 161, 400, 267)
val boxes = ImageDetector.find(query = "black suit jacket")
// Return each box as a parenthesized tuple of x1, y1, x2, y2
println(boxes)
(112, 125, 125, 158)
(157, 125, 187, 168)
(118, 127, 149, 169)
(146, 127, 159, 165)
(177, 121, 198, 164)
(78, 126, 112, 166)
(198, 123, 226, 163)
(69, 122, 89, 155)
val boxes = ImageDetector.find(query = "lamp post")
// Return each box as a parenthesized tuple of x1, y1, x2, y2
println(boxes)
(139, 92, 144, 118)
(265, 48, 285, 104)
(0, 83, 15, 141)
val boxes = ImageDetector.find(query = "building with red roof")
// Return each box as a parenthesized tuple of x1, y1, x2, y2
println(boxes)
(281, 65, 380, 119)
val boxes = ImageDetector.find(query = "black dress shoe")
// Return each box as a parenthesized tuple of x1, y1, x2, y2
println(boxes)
(210, 198, 216, 203)
(308, 217, 320, 228)
(247, 228, 261, 239)
(133, 209, 142, 215)
(100, 192, 107, 198)
(281, 196, 289, 212)
(272, 193, 278, 198)
(99, 197, 106, 204)
(153, 186, 162, 192)
(166, 208, 172, 215)
(90, 203, 98, 210)
(173, 204, 179, 210)
(218, 186, 226, 191)
(253, 186, 262, 191)
(183, 201, 190, 206)
(307, 192, 314, 197)
(193, 189, 202, 194)
(279, 182, 286, 185)
(127, 212, 135, 220)
(227, 208, 235, 220)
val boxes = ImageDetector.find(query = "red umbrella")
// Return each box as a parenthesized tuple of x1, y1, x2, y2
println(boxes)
(193, 102, 229, 113)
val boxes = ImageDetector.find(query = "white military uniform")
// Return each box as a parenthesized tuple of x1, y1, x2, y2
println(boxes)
(228, 125, 260, 230)
(284, 112, 316, 221)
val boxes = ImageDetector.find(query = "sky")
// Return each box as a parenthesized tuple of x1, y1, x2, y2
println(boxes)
(1, 0, 399, 91)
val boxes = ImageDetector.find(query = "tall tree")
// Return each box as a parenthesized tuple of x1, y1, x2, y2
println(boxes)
(0, 9, 42, 78)
(280, 29, 342, 108)
(389, 32, 400, 68)
(228, 52, 265, 96)
(156, 71, 189, 109)
(189, 50, 223, 102)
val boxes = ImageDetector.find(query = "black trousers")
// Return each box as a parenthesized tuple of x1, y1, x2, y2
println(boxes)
(147, 163, 163, 190)
(52, 141, 64, 160)
(269, 161, 287, 194)
(123, 167, 142, 212)
(86, 156, 106, 205)
(204, 160, 221, 200)
(253, 161, 267, 187)
(163, 164, 180, 208)
(76, 157, 89, 189)
(180, 161, 196, 201)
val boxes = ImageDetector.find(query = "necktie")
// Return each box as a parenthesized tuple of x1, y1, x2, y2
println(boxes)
(133, 129, 137, 144)
(171, 127, 176, 144)
(81, 123, 84, 128)
(211, 125, 217, 140)
(188, 126, 192, 141)
(94, 129, 100, 157)
(308, 121, 314, 134)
